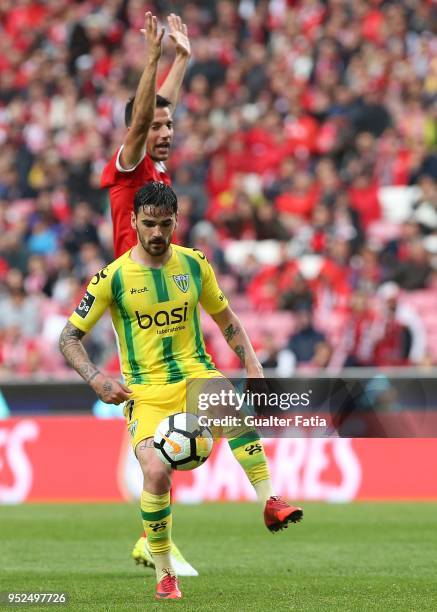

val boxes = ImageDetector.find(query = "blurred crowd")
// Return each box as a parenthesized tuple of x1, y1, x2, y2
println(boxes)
(0, 0, 436, 378)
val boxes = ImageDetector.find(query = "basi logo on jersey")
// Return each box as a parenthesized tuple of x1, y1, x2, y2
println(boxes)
(135, 302, 189, 330)
(173, 274, 190, 293)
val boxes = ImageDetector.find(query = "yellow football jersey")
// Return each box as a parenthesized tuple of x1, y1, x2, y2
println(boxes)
(69, 245, 228, 385)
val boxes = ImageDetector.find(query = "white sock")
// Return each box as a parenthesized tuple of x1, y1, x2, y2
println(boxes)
(253, 479, 274, 503)
(153, 552, 175, 582)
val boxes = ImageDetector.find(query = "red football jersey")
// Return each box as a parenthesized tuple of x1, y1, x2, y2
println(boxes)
(101, 146, 171, 257)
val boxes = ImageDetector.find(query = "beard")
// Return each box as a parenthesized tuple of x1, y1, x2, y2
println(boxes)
(138, 233, 170, 257)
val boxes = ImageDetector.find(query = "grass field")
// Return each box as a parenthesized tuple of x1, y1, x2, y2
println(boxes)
(0, 502, 436, 611)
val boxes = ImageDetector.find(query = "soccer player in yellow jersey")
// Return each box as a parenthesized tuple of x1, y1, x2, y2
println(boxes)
(59, 182, 303, 601)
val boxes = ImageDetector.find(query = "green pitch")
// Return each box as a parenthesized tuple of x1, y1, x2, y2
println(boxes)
(0, 502, 436, 612)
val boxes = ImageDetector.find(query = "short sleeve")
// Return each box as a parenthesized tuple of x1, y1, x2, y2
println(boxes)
(115, 145, 147, 172)
(101, 147, 145, 188)
(68, 266, 113, 333)
(198, 254, 228, 315)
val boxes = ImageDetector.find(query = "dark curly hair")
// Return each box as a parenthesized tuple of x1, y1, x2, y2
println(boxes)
(133, 182, 178, 216)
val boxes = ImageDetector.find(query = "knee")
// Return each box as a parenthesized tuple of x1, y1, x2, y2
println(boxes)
(142, 462, 171, 493)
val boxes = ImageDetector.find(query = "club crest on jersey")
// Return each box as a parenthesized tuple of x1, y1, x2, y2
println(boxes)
(172, 274, 190, 293)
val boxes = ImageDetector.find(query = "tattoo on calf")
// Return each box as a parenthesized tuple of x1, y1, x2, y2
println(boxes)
(224, 323, 240, 343)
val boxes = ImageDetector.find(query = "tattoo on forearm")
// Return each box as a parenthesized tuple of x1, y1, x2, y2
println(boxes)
(235, 345, 246, 365)
(59, 322, 100, 384)
(59, 321, 85, 347)
(78, 363, 100, 383)
(224, 323, 240, 343)
(88, 371, 99, 384)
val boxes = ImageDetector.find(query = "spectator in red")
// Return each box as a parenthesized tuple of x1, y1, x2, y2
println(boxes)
(284, 97, 319, 156)
(376, 282, 426, 365)
(340, 291, 378, 367)
(309, 203, 333, 253)
(375, 129, 412, 186)
(347, 172, 381, 229)
(276, 171, 319, 229)
(247, 261, 282, 311)
(373, 313, 411, 367)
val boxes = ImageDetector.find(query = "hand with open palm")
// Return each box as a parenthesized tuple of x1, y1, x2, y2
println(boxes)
(167, 13, 191, 59)
(140, 11, 165, 61)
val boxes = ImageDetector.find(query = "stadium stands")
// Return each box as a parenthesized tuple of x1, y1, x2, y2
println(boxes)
(0, 0, 436, 377)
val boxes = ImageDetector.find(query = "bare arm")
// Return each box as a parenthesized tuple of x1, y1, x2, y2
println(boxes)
(157, 13, 191, 107)
(120, 12, 164, 169)
(211, 306, 264, 377)
(59, 321, 132, 404)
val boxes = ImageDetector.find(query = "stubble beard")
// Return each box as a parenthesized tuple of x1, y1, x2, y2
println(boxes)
(149, 142, 171, 162)
(138, 234, 170, 257)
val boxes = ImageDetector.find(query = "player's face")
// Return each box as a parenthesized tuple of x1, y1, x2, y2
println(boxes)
(146, 107, 174, 162)
(132, 207, 177, 256)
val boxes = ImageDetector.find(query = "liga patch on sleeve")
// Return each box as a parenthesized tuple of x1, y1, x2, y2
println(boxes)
(75, 291, 96, 319)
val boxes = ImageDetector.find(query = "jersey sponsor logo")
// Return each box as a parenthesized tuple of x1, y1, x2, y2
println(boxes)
(75, 292, 96, 319)
(172, 274, 190, 293)
(130, 287, 149, 294)
(135, 302, 189, 330)
(90, 267, 108, 285)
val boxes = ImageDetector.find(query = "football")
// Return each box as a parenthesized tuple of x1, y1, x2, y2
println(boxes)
(154, 412, 213, 470)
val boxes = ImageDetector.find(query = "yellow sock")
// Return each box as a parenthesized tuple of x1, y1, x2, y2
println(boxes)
(141, 490, 173, 581)
(228, 433, 273, 502)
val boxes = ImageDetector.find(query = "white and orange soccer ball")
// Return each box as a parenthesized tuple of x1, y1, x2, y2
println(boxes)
(154, 412, 213, 470)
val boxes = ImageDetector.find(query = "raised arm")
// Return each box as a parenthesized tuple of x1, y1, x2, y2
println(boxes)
(120, 12, 164, 169)
(59, 321, 132, 404)
(157, 13, 191, 108)
(211, 306, 264, 377)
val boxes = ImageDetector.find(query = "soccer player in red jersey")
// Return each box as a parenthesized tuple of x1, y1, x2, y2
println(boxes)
(101, 11, 197, 575)
(101, 12, 190, 258)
